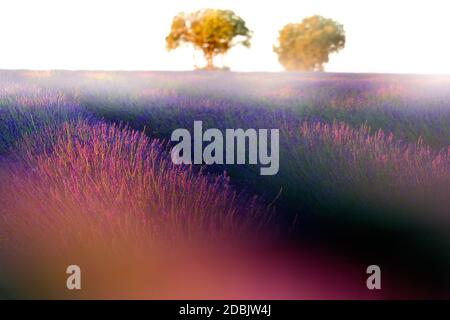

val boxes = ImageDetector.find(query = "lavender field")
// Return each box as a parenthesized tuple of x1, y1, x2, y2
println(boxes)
(0, 70, 449, 299)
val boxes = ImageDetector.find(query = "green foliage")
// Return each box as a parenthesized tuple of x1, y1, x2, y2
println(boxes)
(274, 15, 345, 71)
(166, 9, 252, 69)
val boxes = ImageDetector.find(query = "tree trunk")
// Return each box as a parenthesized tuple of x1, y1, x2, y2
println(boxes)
(204, 51, 214, 70)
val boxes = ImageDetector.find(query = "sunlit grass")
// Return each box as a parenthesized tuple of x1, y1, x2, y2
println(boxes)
(0, 70, 449, 298)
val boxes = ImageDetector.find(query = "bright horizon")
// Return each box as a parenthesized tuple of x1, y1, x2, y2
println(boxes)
(1, 0, 450, 74)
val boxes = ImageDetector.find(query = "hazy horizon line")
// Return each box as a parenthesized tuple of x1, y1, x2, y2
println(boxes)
(2, 68, 450, 77)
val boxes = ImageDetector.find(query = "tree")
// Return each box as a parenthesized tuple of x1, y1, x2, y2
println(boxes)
(166, 9, 252, 70)
(274, 15, 345, 71)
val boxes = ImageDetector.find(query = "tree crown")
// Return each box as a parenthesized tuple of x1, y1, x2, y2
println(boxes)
(166, 9, 251, 69)
(274, 15, 345, 71)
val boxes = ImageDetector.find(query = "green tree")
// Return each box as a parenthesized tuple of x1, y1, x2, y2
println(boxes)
(274, 15, 345, 71)
(166, 9, 252, 70)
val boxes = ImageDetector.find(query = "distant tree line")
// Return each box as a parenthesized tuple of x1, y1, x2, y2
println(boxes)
(166, 9, 345, 71)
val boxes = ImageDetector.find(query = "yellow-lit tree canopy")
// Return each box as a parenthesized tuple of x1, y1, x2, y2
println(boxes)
(166, 9, 252, 70)
(274, 15, 345, 71)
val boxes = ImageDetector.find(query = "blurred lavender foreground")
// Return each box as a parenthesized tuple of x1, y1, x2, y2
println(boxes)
(0, 70, 449, 299)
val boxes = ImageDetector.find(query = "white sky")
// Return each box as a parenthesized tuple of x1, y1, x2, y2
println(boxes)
(0, 0, 449, 73)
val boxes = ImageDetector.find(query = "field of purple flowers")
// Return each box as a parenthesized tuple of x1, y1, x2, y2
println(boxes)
(0, 70, 449, 298)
